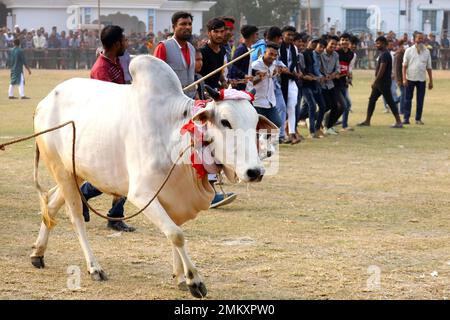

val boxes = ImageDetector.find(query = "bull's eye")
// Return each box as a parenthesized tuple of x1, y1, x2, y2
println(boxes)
(221, 119, 232, 129)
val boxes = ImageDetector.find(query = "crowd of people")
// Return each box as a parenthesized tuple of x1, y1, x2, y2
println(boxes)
(0, 25, 158, 69)
(2, 23, 449, 71)
(6, 12, 436, 230)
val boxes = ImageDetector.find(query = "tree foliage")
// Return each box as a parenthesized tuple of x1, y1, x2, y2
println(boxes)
(204, 0, 300, 29)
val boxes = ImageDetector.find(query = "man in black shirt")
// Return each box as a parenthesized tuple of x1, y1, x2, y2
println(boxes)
(358, 36, 403, 128)
(335, 33, 355, 131)
(199, 18, 227, 89)
(199, 18, 237, 209)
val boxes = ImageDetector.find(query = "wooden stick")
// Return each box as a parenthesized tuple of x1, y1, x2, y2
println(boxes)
(183, 48, 256, 92)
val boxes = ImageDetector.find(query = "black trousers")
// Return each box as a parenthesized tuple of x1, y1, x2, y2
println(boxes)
(322, 87, 344, 128)
(367, 82, 399, 120)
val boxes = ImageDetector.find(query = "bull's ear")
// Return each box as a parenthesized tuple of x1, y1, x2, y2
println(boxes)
(192, 108, 214, 123)
(257, 115, 278, 132)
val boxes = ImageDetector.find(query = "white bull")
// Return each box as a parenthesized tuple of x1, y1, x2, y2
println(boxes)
(31, 55, 277, 298)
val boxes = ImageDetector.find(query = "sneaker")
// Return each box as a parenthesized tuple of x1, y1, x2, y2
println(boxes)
(402, 120, 410, 125)
(20, 96, 30, 100)
(415, 120, 425, 125)
(8, 96, 17, 99)
(325, 127, 338, 135)
(210, 193, 237, 209)
(341, 127, 355, 132)
(107, 220, 136, 232)
(391, 123, 404, 129)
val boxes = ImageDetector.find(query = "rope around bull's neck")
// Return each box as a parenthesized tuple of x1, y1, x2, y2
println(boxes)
(0, 121, 192, 223)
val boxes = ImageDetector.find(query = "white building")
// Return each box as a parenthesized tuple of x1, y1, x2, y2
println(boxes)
(1, 0, 216, 34)
(300, 0, 450, 36)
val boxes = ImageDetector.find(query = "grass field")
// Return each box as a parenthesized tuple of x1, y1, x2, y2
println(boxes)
(0, 69, 450, 300)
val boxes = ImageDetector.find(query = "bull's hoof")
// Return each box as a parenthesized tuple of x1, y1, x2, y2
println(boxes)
(188, 282, 208, 299)
(177, 281, 189, 292)
(31, 256, 45, 269)
(90, 270, 108, 281)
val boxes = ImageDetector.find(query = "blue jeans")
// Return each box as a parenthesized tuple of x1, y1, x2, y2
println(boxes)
(81, 182, 126, 218)
(312, 86, 327, 131)
(383, 80, 399, 108)
(404, 80, 426, 121)
(274, 81, 287, 139)
(254, 106, 282, 129)
(300, 87, 318, 134)
(399, 85, 406, 114)
(336, 86, 351, 128)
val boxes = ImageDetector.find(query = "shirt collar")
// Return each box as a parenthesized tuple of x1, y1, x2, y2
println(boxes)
(171, 36, 188, 50)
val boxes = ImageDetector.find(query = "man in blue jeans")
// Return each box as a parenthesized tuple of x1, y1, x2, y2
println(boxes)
(402, 32, 434, 125)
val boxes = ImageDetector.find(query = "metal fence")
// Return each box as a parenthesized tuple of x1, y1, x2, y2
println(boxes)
(1, 47, 450, 70)
(0, 47, 145, 70)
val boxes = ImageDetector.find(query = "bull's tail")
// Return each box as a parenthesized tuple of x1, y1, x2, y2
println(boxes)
(34, 143, 56, 229)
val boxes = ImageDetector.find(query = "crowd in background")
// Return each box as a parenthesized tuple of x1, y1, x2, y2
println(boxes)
(1, 23, 449, 70)
(5, 12, 436, 211)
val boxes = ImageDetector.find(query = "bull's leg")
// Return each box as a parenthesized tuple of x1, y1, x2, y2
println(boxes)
(30, 186, 65, 268)
(130, 195, 207, 298)
(172, 246, 188, 291)
(56, 173, 107, 281)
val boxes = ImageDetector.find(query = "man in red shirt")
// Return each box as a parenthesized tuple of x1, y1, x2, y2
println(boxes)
(153, 11, 196, 98)
(91, 26, 126, 84)
(81, 25, 136, 232)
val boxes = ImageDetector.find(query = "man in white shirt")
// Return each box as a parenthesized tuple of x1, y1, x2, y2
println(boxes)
(33, 30, 47, 69)
(251, 42, 282, 128)
(402, 32, 433, 125)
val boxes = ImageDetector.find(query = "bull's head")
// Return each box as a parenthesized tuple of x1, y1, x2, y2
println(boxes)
(192, 91, 278, 183)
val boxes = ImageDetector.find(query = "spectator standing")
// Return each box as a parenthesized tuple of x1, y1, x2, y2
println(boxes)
(0, 28, 7, 68)
(402, 32, 433, 125)
(320, 36, 344, 135)
(47, 31, 61, 69)
(199, 18, 227, 89)
(358, 36, 403, 128)
(82, 25, 135, 232)
(119, 38, 132, 84)
(154, 11, 197, 98)
(251, 42, 282, 128)
(278, 26, 301, 144)
(33, 29, 47, 69)
(228, 25, 259, 91)
(440, 30, 449, 70)
(59, 31, 69, 69)
(382, 38, 400, 114)
(427, 33, 440, 69)
(335, 33, 355, 132)
(8, 38, 31, 99)
(394, 40, 406, 115)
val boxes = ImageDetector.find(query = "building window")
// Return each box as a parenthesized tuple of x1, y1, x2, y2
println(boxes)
(345, 9, 370, 32)
(84, 8, 91, 25)
(422, 10, 437, 32)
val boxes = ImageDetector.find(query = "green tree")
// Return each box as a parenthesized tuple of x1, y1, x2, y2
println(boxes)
(204, 0, 300, 29)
